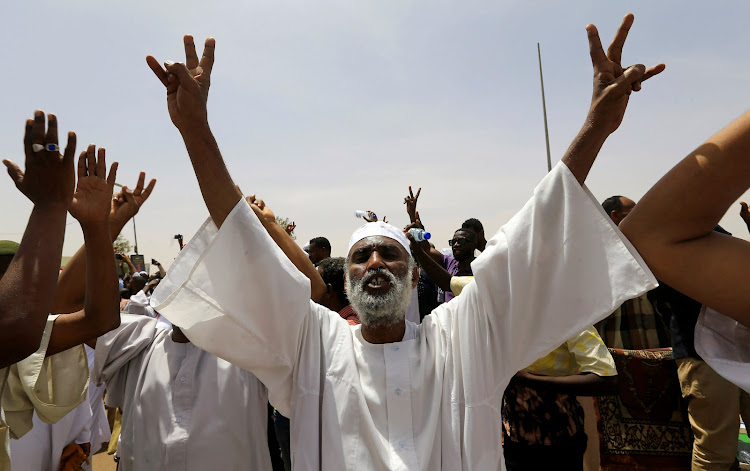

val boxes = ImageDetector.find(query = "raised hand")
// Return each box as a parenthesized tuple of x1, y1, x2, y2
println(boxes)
(404, 186, 421, 223)
(69, 145, 118, 224)
(586, 14, 665, 135)
(110, 171, 157, 226)
(3, 111, 76, 210)
(285, 222, 296, 235)
(146, 35, 215, 132)
(740, 202, 750, 225)
(246, 194, 276, 226)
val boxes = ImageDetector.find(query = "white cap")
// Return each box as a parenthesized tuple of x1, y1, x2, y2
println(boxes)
(347, 221, 410, 255)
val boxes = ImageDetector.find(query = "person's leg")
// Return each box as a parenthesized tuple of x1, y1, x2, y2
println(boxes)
(273, 408, 292, 471)
(677, 357, 741, 470)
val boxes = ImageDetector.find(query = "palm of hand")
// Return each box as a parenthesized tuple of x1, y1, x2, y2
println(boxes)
(70, 176, 112, 223)
(168, 72, 208, 128)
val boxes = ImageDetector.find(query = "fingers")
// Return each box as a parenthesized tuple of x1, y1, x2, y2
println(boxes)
(31, 110, 45, 146)
(611, 64, 645, 95)
(86, 144, 96, 176)
(122, 186, 137, 206)
(141, 178, 156, 200)
(198, 38, 215, 81)
(96, 147, 106, 178)
(134, 172, 146, 195)
(77, 151, 87, 179)
(184, 35, 199, 70)
(2, 159, 23, 186)
(247, 193, 256, 205)
(107, 162, 119, 188)
(586, 24, 607, 69)
(146, 56, 169, 87)
(164, 61, 195, 87)
(628, 63, 665, 92)
(46, 114, 59, 146)
(409, 186, 414, 198)
(607, 13, 634, 66)
(62, 132, 77, 168)
(255, 198, 265, 210)
(415, 187, 421, 199)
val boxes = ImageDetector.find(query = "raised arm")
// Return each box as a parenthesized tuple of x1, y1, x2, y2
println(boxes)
(147, 35, 241, 228)
(245, 195, 326, 302)
(54, 171, 156, 314)
(47, 146, 121, 355)
(406, 232, 452, 292)
(620, 110, 750, 326)
(0, 111, 76, 367)
(562, 14, 664, 185)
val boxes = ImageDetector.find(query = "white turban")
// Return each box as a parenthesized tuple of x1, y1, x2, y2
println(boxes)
(347, 221, 411, 256)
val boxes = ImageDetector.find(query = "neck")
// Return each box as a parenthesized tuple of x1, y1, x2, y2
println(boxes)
(360, 320, 406, 344)
(172, 326, 191, 344)
(456, 256, 474, 269)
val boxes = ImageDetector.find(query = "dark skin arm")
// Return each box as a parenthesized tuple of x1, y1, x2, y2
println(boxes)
(54, 172, 156, 314)
(406, 233, 453, 292)
(47, 146, 121, 356)
(147, 36, 241, 229)
(512, 370, 619, 397)
(245, 194, 326, 302)
(0, 112, 76, 368)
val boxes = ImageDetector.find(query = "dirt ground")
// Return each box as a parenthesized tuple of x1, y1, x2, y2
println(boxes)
(91, 451, 117, 470)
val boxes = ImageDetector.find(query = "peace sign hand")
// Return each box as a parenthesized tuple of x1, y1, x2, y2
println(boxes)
(404, 186, 421, 223)
(586, 14, 665, 135)
(147, 35, 215, 132)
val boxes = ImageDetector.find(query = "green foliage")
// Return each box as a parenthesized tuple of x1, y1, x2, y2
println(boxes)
(114, 234, 132, 254)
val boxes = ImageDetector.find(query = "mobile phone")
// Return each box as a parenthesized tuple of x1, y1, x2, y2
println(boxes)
(115, 254, 122, 260)
(151, 258, 158, 265)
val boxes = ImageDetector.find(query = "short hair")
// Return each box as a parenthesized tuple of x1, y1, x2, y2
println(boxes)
(602, 195, 623, 215)
(309, 237, 331, 251)
(462, 218, 484, 233)
(318, 257, 348, 305)
(454, 227, 477, 241)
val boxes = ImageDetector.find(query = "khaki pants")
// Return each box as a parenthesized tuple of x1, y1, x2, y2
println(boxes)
(677, 357, 750, 470)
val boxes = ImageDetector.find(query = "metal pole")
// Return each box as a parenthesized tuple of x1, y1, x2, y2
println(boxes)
(132, 217, 139, 254)
(538, 43, 552, 172)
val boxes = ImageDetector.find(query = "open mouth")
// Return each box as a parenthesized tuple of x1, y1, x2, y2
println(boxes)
(364, 273, 391, 291)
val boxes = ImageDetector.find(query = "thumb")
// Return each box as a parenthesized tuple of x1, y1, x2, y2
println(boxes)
(3, 159, 24, 186)
(610, 64, 645, 95)
(164, 61, 196, 88)
(122, 186, 138, 207)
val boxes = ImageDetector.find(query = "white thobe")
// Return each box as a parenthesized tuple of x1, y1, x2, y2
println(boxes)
(10, 347, 107, 471)
(151, 162, 657, 471)
(695, 306, 750, 393)
(93, 314, 272, 471)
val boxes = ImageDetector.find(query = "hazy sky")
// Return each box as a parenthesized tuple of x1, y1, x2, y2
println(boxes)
(3, 1, 750, 268)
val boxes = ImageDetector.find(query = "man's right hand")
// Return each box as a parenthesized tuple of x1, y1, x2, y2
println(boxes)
(146, 35, 215, 133)
(3, 111, 76, 210)
(404, 186, 421, 223)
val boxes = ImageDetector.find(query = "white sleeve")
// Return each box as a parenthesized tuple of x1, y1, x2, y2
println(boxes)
(442, 161, 657, 385)
(150, 199, 313, 413)
(695, 306, 750, 393)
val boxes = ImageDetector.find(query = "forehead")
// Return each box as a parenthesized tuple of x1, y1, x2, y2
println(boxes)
(348, 236, 408, 259)
(454, 229, 475, 239)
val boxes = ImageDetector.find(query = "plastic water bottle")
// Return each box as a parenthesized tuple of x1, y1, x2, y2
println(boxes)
(354, 210, 377, 222)
(408, 228, 431, 242)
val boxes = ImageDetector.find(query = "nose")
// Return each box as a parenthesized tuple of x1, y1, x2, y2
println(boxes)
(364, 250, 387, 272)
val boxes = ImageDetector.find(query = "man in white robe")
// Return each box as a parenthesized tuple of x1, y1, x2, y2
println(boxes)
(146, 14, 664, 471)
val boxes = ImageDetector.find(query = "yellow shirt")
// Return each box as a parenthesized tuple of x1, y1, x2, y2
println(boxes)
(0, 315, 89, 469)
(449, 276, 474, 297)
(526, 327, 616, 377)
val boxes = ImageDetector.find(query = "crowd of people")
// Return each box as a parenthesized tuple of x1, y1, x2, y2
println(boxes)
(2, 12, 750, 471)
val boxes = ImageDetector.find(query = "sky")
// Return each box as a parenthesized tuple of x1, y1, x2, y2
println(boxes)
(2, 1, 750, 268)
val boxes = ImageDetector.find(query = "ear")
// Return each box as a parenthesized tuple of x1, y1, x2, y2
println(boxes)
(411, 265, 419, 289)
(609, 210, 620, 222)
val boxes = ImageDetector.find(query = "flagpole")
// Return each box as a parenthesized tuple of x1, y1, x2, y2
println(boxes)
(538, 43, 552, 172)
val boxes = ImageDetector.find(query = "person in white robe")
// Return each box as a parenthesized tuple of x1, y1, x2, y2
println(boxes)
(1, 119, 122, 468)
(145, 15, 665, 471)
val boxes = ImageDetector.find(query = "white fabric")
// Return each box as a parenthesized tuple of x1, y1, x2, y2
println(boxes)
(347, 221, 411, 255)
(125, 289, 156, 317)
(151, 161, 657, 471)
(93, 314, 271, 471)
(695, 306, 750, 393)
(10, 346, 107, 471)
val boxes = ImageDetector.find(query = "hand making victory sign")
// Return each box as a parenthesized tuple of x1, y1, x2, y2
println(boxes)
(585, 13, 665, 136)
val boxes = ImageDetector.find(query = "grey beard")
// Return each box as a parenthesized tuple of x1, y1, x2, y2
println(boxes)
(346, 265, 414, 328)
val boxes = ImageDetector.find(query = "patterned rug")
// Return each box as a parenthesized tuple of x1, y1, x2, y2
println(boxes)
(594, 348, 693, 470)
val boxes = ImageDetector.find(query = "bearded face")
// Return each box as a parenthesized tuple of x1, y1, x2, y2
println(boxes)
(345, 263, 414, 327)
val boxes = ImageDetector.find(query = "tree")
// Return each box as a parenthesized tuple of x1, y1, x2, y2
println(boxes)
(114, 234, 132, 254)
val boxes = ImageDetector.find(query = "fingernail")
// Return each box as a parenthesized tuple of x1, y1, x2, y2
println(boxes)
(165, 60, 175, 66)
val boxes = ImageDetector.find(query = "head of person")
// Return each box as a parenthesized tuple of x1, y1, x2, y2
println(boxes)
(462, 218, 486, 251)
(449, 228, 477, 262)
(128, 271, 148, 294)
(345, 222, 418, 329)
(0, 240, 20, 280)
(602, 195, 636, 226)
(307, 237, 332, 265)
(317, 257, 349, 312)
